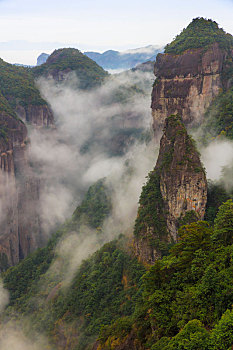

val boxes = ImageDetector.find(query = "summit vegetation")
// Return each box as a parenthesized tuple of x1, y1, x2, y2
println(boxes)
(165, 17, 233, 54)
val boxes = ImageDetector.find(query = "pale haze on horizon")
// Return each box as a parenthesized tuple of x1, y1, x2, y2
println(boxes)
(0, 0, 232, 65)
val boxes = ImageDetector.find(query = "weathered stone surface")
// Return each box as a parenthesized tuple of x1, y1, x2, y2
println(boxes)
(134, 115, 207, 264)
(0, 112, 41, 268)
(151, 43, 232, 133)
(15, 103, 54, 127)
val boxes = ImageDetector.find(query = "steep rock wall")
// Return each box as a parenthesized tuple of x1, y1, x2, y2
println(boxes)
(134, 115, 207, 264)
(0, 113, 41, 268)
(151, 43, 231, 132)
(15, 104, 54, 127)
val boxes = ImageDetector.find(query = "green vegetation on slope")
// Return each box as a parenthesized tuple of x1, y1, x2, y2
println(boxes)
(1, 177, 146, 350)
(205, 180, 232, 224)
(164, 17, 233, 54)
(100, 200, 233, 350)
(3, 179, 111, 285)
(72, 179, 112, 229)
(134, 115, 204, 255)
(200, 87, 233, 142)
(0, 91, 17, 118)
(4, 238, 145, 350)
(0, 58, 46, 110)
(134, 170, 168, 253)
(0, 90, 27, 144)
(2, 166, 233, 350)
(32, 48, 108, 90)
(52, 240, 145, 349)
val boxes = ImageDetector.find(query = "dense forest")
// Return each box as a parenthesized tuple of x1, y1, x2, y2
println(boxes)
(100, 201, 233, 349)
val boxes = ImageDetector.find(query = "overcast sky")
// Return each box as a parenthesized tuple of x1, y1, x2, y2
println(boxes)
(0, 0, 232, 65)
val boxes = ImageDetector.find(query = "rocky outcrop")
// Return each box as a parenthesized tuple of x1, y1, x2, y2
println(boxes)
(134, 115, 207, 264)
(151, 43, 232, 133)
(15, 103, 54, 127)
(0, 112, 41, 268)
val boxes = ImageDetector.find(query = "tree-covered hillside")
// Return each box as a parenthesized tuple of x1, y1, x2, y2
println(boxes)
(99, 201, 233, 350)
(32, 48, 109, 90)
(2, 179, 145, 350)
(199, 87, 233, 142)
(0, 91, 17, 119)
(165, 17, 233, 54)
(0, 58, 47, 111)
(3, 182, 233, 350)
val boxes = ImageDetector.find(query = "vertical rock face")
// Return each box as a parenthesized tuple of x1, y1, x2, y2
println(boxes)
(134, 115, 207, 264)
(15, 104, 54, 127)
(0, 113, 41, 268)
(0, 58, 55, 267)
(151, 43, 230, 133)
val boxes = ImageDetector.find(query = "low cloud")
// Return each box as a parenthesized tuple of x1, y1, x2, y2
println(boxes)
(201, 138, 233, 181)
(29, 69, 155, 235)
(0, 323, 49, 350)
(119, 45, 163, 56)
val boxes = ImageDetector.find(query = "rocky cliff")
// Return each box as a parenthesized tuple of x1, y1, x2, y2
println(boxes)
(151, 43, 229, 132)
(0, 112, 41, 268)
(0, 59, 55, 268)
(151, 18, 233, 134)
(134, 115, 207, 264)
(15, 103, 53, 127)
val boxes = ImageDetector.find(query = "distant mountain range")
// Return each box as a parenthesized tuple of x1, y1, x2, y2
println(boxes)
(84, 45, 163, 70)
(37, 45, 163, 70)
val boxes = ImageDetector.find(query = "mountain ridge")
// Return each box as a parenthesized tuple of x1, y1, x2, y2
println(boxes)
(84, 45, 163, 70)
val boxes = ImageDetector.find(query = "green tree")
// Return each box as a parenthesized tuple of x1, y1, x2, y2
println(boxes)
(213, 199, 233, 245)
(210, 309, 233, 349)
(171, 221, 212, 267)
(162, 320, 210, 350)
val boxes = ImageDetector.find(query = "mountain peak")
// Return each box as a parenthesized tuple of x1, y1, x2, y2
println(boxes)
(33, 47, 108, 89)
(165, 17, 233, 54)
(134, 114, 207, 263)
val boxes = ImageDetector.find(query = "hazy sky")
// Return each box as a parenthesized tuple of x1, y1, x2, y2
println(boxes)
(0, 0, 232, 65)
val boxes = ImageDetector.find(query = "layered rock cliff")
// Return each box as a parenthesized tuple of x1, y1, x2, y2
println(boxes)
(134, 115, 207, 264)
(15, 103, 53, 127)
(0, 59, 54, 268)
(151, 18, 233, 133)
(0, 111, 41, 268)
